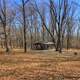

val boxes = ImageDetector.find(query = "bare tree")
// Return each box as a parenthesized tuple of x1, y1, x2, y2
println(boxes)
(49, 0, 73, 52)
(0, 0, 9, 52)
(20, 0, 29, 52)
(31, 0, 56, 45)
(66, 3, 76, 50)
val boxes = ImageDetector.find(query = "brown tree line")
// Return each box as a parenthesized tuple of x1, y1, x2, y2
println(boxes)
(0, 0, 80, 53)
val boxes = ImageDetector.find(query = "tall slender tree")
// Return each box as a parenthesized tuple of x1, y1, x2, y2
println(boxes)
(0, 0, 9, 52)
(21, 0, 29, 52)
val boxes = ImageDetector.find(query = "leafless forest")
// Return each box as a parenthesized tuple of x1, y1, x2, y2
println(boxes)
(0, 0, 80, 80)
(0, 0, 80, 52)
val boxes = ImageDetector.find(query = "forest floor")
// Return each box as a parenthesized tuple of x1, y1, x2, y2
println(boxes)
(0, 49, 80, 80)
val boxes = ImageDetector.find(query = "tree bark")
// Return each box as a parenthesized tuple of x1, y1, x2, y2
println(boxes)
(22, 0, 27, 52)
(3, 23, 9, 52)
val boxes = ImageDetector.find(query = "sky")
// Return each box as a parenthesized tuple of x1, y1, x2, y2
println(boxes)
(1, 0, 79, 34)
(7, 0, 80, 27)
(34, 0, 80, 20)
(72, 0, 80, 18)
(9, 0, 80, 18)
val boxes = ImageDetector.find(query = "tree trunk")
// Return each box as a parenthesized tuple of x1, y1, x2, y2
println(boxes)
(22, 0, 27, 52)
(3, 23, 9, 52)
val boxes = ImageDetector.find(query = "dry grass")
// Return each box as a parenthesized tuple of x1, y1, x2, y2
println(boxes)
(0, 49, 80, 80)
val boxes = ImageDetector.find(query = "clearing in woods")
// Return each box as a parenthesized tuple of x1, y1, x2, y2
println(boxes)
(0, 49, 80, 80)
